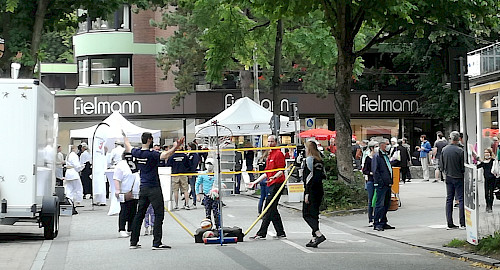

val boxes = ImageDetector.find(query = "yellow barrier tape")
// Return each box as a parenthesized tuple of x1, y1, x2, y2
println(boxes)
(174, 145, 297, 154)
(244, 166, 296, 236)
(169, 164, 294, 177)
(166, 207, 195, 238)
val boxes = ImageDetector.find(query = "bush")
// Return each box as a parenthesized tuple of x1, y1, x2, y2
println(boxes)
(321, 154, 367, 211)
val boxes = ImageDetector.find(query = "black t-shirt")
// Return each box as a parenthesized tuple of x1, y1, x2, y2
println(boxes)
(434, 140, 448, 159)
(245, 150, 254, 167)
(131, 148, 161, 188)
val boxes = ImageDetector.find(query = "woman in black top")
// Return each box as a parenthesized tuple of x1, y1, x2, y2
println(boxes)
(302, 141, 326, 248)
(477, 148, 497, 213)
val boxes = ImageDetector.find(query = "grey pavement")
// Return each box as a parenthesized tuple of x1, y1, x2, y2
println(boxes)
(0, 179, 495, 270)
(280, 177, 500, 267)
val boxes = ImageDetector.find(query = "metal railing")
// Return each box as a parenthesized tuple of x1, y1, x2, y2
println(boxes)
(468, 42, 500, 76)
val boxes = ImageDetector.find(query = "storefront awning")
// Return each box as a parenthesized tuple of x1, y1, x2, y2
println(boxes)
(470, 81, 500, 94)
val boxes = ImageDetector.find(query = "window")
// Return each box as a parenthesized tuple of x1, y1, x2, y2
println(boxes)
(78, 55, 132, 86)
(77, 5, 130, 33)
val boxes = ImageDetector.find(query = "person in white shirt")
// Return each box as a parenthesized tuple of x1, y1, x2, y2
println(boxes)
(110, 141, 125, 167)
(55, 145, 65, 186)
(65, 145, 84, 205)
(113, 152, 139, 238)
(79, 143, 92, 199)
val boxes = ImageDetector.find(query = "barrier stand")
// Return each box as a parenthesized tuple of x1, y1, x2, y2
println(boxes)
(244, 166, 296, 236)
(165, 206, 195, 238)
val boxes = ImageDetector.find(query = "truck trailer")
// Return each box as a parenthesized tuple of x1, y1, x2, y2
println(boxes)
(0, 79, 60, 239)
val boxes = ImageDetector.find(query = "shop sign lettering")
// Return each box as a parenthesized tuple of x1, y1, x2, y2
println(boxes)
(359, 94, 418, 113)
(73, 97, 142, 115)
(224, 93, 290, 112)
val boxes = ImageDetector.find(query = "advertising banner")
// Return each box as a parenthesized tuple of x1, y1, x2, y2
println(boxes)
(464, 164, 479, 245)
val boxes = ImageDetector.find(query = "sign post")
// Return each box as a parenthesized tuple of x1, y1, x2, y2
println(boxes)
(464, 164, 479, 245)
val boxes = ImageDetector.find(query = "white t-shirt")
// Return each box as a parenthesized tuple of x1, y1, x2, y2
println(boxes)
(110, 145, 125, 166)
(113, 160, 135, 192)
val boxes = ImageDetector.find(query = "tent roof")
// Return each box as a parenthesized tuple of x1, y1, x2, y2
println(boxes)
(195, 97, 298, 136)
(70, 111, 161, 142)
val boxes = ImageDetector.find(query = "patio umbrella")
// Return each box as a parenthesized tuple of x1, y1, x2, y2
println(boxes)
(299, 128, 337, 140)
(299, 128, 357, 140)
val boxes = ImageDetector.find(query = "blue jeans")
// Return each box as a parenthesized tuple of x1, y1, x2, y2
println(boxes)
(366, 181, 375, 223)
(374, 185, 391, 228)
(188, 176, 196, 206)
(446, 176, 465, 226)
(234, 173, 241, 194)
(258, 183, 269, 214)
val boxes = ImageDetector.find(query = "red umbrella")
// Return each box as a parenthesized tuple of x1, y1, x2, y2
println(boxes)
(299, 129, 336, 140)
(299, 129, 357, 140)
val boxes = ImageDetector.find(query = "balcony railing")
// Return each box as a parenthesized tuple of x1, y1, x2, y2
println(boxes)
(468, 42, 500, 77)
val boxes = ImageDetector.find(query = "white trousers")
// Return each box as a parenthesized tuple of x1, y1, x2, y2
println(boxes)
(420, 156, 430, 180)
(65, 179, 83, 203)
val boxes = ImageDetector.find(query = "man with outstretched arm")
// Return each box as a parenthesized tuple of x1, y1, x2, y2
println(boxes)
(124, 131, 184, 250)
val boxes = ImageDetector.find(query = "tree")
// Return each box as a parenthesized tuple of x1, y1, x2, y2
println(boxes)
(250, 0, 499, 181)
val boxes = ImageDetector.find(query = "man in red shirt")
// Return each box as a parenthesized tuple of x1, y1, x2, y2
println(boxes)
(248, 135, 286, 240)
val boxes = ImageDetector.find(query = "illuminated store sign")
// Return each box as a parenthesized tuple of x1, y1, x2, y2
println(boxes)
(73, 97, 142, 115)
(359, 94, 418, 113)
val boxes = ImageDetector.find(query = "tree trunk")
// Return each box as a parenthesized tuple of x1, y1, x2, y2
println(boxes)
(333, 2, 356, 182)
(25, 0, 50, 78)
(271, 19, 283, 138)
(239, 69, 253, 99)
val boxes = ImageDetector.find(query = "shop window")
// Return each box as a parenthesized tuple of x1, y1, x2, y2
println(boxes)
(351, 119, 399, 142)
(78, 59, 88, 86)
(479, 91, 500, 155)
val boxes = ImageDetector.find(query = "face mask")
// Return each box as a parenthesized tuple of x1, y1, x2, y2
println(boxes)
(385, 145, 391, 152)
(374, 147, 380, 153)
(485, 154, 491, 159)
(206, 164, 214, 171)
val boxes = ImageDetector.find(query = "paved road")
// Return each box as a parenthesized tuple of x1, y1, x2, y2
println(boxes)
(0, 193, 482, 270)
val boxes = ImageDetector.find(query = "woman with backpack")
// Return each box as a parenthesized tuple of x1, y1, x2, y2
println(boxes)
(302, 140, 326, 248)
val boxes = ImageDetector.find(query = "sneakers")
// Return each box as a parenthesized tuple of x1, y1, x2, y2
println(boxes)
(306, 238, 316, 247)
(383, 224, 395, 230)
(173, 206, 179, 211)
(459, 225, 466, 230)
(272, 235, 287, 240)
(191, 204, 197, 209)
(144, 228, 149, 236)
(119, 231, 130, 238)
(152, 244, 171, 250)
(129, 244, 142, 249)
(183, 205, 191, 210)
(249, 235, 266, 240)
(307, 235, 326, 248)
(447, 224, 459, 230)
(432, 180, 438, 183)
(368, 221, 374, 227)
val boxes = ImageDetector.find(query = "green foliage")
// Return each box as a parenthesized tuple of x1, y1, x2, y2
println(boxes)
(476, 232, 500, 255)
(39, 27, 76, 63)
(445, 238, 468, 248)
(321, 154, 366, 211)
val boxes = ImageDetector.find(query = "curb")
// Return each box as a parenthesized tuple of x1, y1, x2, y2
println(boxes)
(351, 227, 500, 267)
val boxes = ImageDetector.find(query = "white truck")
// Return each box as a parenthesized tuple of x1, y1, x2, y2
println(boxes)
(0, 79, 60, 239)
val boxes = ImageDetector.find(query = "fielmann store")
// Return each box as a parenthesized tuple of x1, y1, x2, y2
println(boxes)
(54, 90, 441, 150)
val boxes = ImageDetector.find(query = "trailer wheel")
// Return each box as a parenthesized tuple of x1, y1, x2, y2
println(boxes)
(41, 196, 60, 240)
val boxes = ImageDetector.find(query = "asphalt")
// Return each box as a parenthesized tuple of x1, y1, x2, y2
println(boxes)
(268, 178, 500, 267)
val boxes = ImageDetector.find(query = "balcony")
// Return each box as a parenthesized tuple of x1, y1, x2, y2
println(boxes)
(468, 42, 500, 78)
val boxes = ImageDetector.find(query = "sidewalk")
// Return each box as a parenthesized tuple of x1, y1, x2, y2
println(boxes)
(276, 179, 500, 267)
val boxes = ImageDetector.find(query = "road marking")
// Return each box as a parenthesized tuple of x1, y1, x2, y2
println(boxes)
(282, 239, 314, 253)
(428, 225, 447, 229)
(30, 240, 52, 270)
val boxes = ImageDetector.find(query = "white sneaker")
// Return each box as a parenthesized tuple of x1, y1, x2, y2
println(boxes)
(144, 228, 149, 236)
(119, 231, 130, 238)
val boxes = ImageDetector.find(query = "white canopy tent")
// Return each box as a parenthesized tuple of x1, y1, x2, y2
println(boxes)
(69, 111, 161, 144)
(195, 97, 299, 137)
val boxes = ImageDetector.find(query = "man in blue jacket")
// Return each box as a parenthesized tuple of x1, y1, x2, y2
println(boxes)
(372, 138, 395, 231)
(419, 134, 432, 181)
